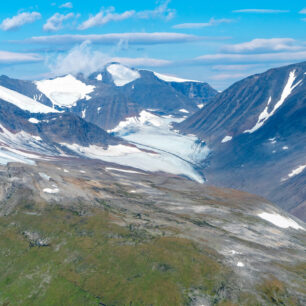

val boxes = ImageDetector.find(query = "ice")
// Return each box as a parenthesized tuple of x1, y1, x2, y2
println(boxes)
(237, 262, 245, 267)
(244, 70, 302, 133)
(258, 212, 304, 230)
(153, 72, 200, 83)
(109, 111, 210, 165)
(0, 85, 58, 114)
(221, 136, 232, 143)
(107, 64, 140, 86)
(35, 75, 95, 108)
(61, 142, 205, 183)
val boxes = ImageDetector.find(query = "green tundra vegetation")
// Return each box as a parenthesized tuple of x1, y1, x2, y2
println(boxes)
(0, 201, 302, 305)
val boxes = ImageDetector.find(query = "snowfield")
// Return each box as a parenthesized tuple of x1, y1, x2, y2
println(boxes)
(0, 85, 58, 114)
(35, 75, 95, 108)
(258, 212, 304, 230)
(153, 72, 200, 83)
(107, 64, 140, 86)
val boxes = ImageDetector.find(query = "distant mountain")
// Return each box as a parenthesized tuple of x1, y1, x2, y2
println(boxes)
(177, 62, 306, 220)
(0, 69, 211, 182)
(31, 63, 217, 130)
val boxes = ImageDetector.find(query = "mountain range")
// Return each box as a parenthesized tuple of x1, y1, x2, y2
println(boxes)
(0, 61, 305, 304)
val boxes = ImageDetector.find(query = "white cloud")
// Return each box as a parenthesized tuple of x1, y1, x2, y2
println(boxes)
(60, 2, 73, 9)
(212, 64, 259, 71)
(211, 73, 246, 80)
(48, 42, 171, 77)
(0, 12, 41, 31)
(78, 7, 135, 30)
(233, 9, 289, 13)
(194, 51, 306, 64)
(136, 0, 176, 21)
(222, 38, 301, 53)
(299, 8, 306, 14)
(78, 1, 175, 30)
(173, 18, 234, 29)
(0, 50, 42, 63)
(27, 32, 203, 45)
(43, 13, 75, 31)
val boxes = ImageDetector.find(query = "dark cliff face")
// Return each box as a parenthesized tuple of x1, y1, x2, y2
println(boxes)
(0, 100, 120, 148)
(177, 62, 306, 220)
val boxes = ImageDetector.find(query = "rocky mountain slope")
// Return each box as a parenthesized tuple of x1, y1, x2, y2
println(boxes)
(177, 62, 306, 220)
(0, 158, 305, 305)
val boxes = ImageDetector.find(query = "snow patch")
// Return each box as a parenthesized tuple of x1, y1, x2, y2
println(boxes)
(179, 109, 189, 114)
(288, 164, 306, 178)
(96, 73, 102, 81)
(0, 85, 58, 114)
(221, 136, 232, 143)
(35, 75, 95, 108)
(107, 64, 140, 86)
(153, 72, 200, 83)
(237, 262, 245, 267)
(43, 187, 59, 194)
(258, 212, 304, 230)
(197, 104, 204, 109)
(28, 118, 40, 124)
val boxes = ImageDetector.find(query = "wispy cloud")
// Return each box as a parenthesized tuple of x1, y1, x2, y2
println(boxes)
(299, 8, 306, 14)
(0, 50, 42, 63)
(43, 13, 75, 31)
(173, 18, 234, 29)
(210, 73, 246, 80)
(212, 64, 260, 71)
(59, 2, 73, 9)
(0, 12, 41, 31)
(233, 9, 289, 14)
(194, 51, 306, 64)
(48, 42, 171, 76)
(78, 7, 135, 30)
(25, 32, 210, 45)
(136, 0, 176, 21)
(222, 38, 302, 53)
(78, 1, 175, 30)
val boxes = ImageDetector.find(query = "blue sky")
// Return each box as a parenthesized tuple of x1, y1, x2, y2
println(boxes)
(0, 0, 305, 89)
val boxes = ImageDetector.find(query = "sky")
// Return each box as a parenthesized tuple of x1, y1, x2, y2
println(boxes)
(0, 0, 305, 90)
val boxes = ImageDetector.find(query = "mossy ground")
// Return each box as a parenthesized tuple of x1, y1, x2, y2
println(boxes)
(0, 203, 233, 305)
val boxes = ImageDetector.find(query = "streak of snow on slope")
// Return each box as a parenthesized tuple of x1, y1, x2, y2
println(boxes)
(153, 72, 200, 83)
(61, 143, 205, 183)
(244, 70, 302, 134)
(221, 136, 232, 143)
(35, 75, 95, 108)
(107, 64, 140, 86)
(0, 85, 58, 114)
(109, 110, 210, 165)
(0, 124, 57, 165)
(258, 212, 304, 230)
(0, 148, 35, 165)
(282, 164, 306, 181)
(105, 167, 146, 175)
